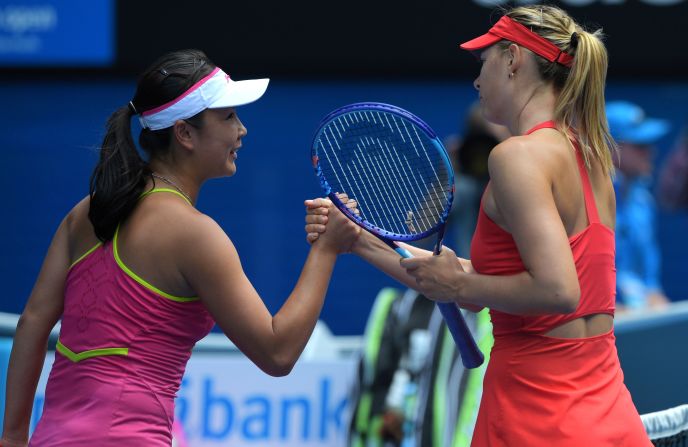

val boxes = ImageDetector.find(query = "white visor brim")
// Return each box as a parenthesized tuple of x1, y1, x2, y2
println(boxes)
(139, 67, 269, 131)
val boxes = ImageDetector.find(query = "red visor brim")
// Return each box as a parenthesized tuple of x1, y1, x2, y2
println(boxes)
(460, 32, 501, 52)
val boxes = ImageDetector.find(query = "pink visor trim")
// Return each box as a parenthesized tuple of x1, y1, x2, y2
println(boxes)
(141, 67, 220, 117)
(137, 68, 269, 131)
(460, 16, 574, 68)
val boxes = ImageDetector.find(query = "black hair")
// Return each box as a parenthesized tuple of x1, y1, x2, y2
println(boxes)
(88, 49, 215, 241)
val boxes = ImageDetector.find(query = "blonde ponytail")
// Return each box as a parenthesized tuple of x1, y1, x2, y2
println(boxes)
(506, 5, 616, 173)
(556, 29, 616, 173)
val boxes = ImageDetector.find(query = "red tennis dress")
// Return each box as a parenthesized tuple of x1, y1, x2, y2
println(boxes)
(469, 121, 651, 446)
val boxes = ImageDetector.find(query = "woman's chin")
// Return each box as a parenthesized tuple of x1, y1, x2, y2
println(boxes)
(225, 160, 237, 177)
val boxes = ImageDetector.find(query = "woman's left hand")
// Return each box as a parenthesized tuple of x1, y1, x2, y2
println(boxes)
(400, 245, 466, 302)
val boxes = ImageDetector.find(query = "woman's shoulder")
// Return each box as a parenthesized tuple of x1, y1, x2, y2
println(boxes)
(138, 193, 219, 229)
(488, 132, 570, 176)
(63, 196, 101, 262)
(132, 193, 230, 248)
(64, 196, 94, 237)
(125, 195, 236, 276)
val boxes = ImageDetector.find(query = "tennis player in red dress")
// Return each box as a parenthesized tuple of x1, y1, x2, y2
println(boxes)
(306, 5, 652, 446)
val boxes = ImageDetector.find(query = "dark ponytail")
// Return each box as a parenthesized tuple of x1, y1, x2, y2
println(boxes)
(89, 105, 150, 241)
(88, 49, 216, 241)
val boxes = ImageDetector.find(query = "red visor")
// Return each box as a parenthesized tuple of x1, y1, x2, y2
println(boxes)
(460, 16, 573, 68)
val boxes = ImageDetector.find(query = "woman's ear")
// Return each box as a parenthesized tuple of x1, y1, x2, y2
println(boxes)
(507, 43, 523, 73)
(172, 120, 195, 151)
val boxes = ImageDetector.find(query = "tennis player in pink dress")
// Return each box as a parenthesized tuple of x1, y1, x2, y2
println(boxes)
(2, 49, 360, 446)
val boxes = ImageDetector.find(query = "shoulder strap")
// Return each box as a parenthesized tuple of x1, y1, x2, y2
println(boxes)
(525, 121, 600, 224)
(573, 142, 601, 224)
(524, 120, 556, 135)
(139, 187, 192, 205)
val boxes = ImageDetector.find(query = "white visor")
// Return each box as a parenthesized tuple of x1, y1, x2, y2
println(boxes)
(139, 67, 269, 131)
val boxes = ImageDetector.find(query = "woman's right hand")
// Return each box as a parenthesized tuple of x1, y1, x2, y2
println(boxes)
(304, 198, 329, 244)
(304, 196, 361, 254)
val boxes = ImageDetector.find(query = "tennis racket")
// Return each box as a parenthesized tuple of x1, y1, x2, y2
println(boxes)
(311, 102, 484, 369)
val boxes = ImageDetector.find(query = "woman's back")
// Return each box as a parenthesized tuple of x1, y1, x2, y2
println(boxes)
(30, 191, 215, 446)
(67, 190, 201, 298)
(476, 123, 618, 338)
(470, 123, 649, 447)
(482, 126, 615, 240)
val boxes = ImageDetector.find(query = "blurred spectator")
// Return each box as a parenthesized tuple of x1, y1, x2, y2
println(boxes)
(445, 103, 509, 257)
(657, 125, 688, 211)
(607, 101, 671, 311)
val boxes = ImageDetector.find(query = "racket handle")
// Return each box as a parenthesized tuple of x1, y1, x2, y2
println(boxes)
(392, 245, 484, 369)
(437, 302, 484, 369)
(394, 247, 414, 257)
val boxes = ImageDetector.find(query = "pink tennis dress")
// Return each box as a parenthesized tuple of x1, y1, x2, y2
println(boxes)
(30, 193, 215, 446)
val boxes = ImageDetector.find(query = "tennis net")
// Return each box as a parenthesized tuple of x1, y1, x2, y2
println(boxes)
(642, 404, 688, 446)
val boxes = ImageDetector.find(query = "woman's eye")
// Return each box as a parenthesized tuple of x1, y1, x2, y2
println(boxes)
(227, 113, 235, 120)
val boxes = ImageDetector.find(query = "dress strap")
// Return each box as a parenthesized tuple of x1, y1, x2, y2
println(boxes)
(524, 120, 600, 224)
(573, 142, 601, 224)
(139, 187, 192, 206)
(524, 120, 557, 135)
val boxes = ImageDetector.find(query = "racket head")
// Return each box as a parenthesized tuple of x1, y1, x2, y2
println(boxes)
(312, 102, 455, 242)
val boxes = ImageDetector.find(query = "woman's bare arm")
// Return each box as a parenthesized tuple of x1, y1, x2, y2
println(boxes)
(2, 217, 70, 445)
(179, 203, 358, 376)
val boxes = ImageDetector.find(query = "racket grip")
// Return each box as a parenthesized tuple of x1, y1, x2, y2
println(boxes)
(394, 247, 414, 258)
(392, 243, 484, 369)
(437, 302, 485, 369)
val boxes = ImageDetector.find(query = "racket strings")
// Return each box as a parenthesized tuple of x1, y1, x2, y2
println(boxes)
(316, 110, 452, 237)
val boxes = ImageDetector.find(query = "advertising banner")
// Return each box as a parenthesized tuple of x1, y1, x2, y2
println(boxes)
(0, 0, 113, 66)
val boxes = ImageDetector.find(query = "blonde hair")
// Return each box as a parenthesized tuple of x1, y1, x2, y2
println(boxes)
(504, 5, 616, 173)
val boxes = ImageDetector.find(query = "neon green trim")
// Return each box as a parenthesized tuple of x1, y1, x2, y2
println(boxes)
(355, 393, 373, 433)
(362, 288, 399, 384)
(56, 339, 128, 362)
(69, 242, 103, 269)
(113, 225, 199, 302)
(140, 187, 192, 205)
(350, 434, 364, 447)
(367, 415, 384, 447)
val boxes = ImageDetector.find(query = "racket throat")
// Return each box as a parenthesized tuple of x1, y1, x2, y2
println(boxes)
(373, 235, 413, 259)
(433, 226, 446, 255)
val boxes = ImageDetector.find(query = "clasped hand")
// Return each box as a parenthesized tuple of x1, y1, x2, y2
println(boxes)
(304, 196, 361, 253)
(400, 246, 466, 302)
(304, 196, 469, 303)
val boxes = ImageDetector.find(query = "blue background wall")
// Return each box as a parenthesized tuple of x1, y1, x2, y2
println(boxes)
(2, 80, 687, 335)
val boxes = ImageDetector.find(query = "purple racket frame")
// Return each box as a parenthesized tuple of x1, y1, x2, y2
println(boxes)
(311, 102, 484, 369)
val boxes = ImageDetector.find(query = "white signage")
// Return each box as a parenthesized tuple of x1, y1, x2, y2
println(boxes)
(31, 352, 358, 447)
